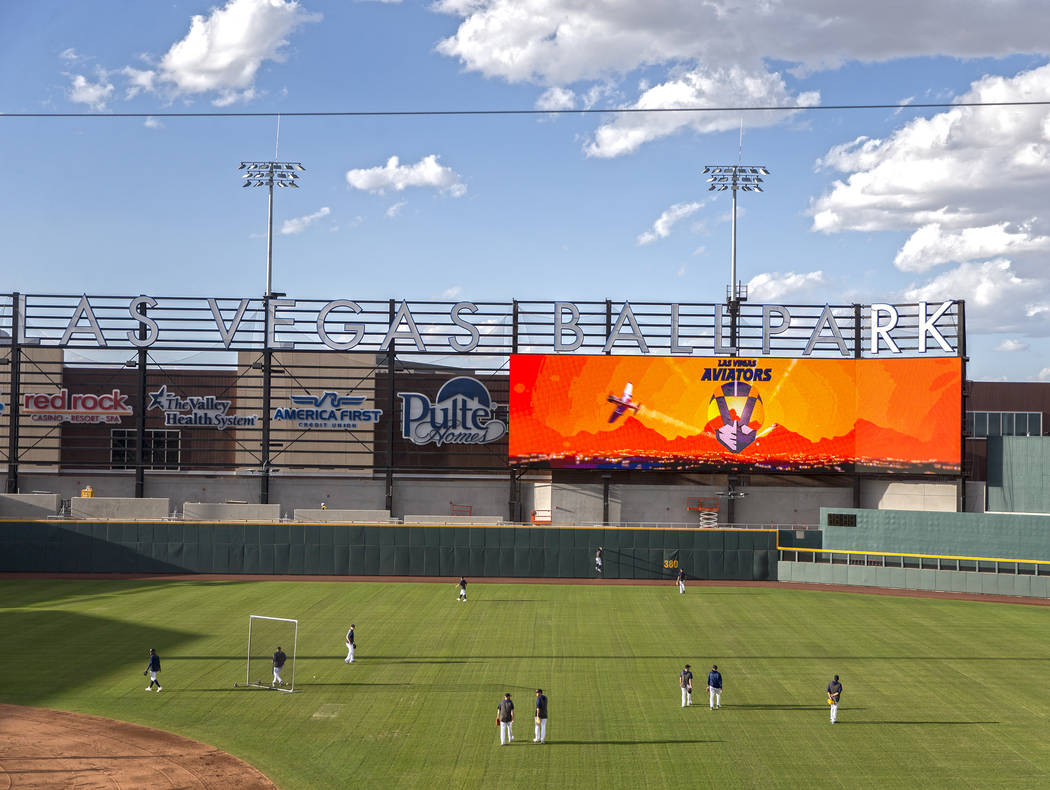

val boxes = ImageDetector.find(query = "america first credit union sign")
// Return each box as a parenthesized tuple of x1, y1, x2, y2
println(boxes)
(3, 294, 963, 357)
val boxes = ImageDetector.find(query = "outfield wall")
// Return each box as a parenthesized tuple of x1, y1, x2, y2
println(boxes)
(778, 560, 1050, 599)
(0, 521, 778, 580)
(819, 507, 1050, 562)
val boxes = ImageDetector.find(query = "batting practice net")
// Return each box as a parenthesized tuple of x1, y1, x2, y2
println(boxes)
(244, 615, 298, 693)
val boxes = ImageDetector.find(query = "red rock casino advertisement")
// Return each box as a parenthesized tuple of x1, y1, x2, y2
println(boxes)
(509, 355, 961, 473)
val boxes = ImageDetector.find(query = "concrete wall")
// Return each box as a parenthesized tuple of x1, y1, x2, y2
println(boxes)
(70, 497, 170, 520)
(550, 483, 609, 526)
(734, 485, 853, 526)
(859, 480, 958, 512)
(0, 493, 60, 519)
(390, 478, 509, 521)
(182, 503, 281, 522)
(779, 560, 1050, 599)
(17, 473, 137, 501)
(293, 509, 395, 523)
(987, 436, 1050, 514)
(271, 477, 386, 516)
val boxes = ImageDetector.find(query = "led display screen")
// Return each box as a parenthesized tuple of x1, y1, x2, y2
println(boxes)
(509, 355, 961, 474)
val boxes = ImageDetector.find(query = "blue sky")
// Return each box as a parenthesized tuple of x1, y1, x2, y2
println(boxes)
(2, 0, 1050, 381)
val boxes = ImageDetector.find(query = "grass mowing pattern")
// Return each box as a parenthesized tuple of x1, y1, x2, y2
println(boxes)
(4, 579, 1050, 789)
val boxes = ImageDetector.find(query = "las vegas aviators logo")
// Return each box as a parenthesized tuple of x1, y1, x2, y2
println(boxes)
(706, 381, 765, 453)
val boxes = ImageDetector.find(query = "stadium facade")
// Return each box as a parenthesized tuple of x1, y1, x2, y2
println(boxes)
(0, 292, 999, 524)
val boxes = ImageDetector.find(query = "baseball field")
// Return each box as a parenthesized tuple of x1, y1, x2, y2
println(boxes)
(4, 577, 1049, 789)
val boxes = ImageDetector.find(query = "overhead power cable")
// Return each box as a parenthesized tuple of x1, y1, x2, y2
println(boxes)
(2, 100, 1050, 119)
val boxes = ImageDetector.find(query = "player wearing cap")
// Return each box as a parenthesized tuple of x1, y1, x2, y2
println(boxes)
(533, 689, 548, 743)
(457, 577, 468, 602)
(345, 624, 355, 664)
(143, 648, 162, 692)
(496, 693, 515, 745)
(272, 646, 287, 687)
(827, 674, 842, 723)
(707, 665, 722, 709)
(680, 664, 694, 707)
(676, 567, 686, 594)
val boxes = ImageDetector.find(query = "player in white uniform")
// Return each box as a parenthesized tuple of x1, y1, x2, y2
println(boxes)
(345, 625, 355, 663)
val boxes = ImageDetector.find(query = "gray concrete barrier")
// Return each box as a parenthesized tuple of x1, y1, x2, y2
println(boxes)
(70, 497, 170, 520)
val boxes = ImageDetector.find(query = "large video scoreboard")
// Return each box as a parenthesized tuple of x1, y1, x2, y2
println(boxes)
(509, 355, 962, 474)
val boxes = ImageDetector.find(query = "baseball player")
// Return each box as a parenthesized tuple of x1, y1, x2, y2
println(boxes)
(345, 625, 355, 664)
(272, 646, 287, 686)
(457, 576, 468, 602)
(496, 693, 515, 745)
(533, 689, 548, 744)
(680, 664, 693, 707)
(143, 648, 162, 692)
(827, 674, 842, 723)
(676, 567, 686, 594)
(707, 664, 723, 709)
(594, 547, 604, 576)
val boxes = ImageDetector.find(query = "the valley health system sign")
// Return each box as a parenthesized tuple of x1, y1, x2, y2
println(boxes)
(399, 377, 507, 447)
(148, 386, 258, 430)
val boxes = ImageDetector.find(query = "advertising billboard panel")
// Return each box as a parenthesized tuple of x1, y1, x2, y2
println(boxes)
(509, 355, 961, 474)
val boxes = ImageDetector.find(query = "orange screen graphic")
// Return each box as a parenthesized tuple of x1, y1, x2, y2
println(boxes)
(509, 355, 961, 473)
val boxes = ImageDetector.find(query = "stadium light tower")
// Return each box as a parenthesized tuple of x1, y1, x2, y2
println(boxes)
(702, 164, 769, 350)
(238, 160, 305, 297)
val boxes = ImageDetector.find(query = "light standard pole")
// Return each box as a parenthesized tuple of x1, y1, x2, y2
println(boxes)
(702, 164, 769, 351)
(238, 160, 304, 504)
(239, 160, 305, 297)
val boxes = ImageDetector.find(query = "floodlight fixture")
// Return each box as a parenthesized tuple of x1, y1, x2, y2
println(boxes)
(238, 160, 306, 297)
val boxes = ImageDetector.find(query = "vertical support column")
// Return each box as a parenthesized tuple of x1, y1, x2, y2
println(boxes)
(725, 475, 736, 525)
(511, 300, 519, 355)
(260, 296, 272, 505)
(508, 468, 520, 524)
(602, 473, 611, 525)
(958, 299, 968, 513)
(604, 299, 612, 354)
(385, 299, 396, 513)
(5, 293, 22, 493)
(852, 303, 862, 508)
(134, 300, 148, 499)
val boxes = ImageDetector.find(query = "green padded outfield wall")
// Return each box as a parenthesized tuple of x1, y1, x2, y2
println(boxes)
(986, 437, 1050, 514)
(819, 507, 1050, 561)
(0, 521, 779, 580)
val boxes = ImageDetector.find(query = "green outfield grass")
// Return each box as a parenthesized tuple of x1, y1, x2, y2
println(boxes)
(4, 578, 1050, 789)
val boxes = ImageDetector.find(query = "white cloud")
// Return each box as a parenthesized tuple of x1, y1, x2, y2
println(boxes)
(893, 222, 1050, 273)
(435, 2, 1048, 86)
(995, 339, 1028, 352)
(813, 64, 1050, 240)
(586, 66, 819, 158)
(746, 271, 825, 302)
(676, 264, 687, 277)
(67, 73, 114, 110)
(144, 116, 163, 129)
(636, 201, 703, 245)
(902, 259, 1050, 333)
(122, 67, 156, 99)
(386, 201, 407, 218)
(1039, 367, 1050, 381)
(280, 206, 330, 235)
(346, 155, 466, 196)
(151, 0, 319, 105)
(536, 86, 576, 111)
(59, 48, 81, 62)
(441, 286, 463, 299)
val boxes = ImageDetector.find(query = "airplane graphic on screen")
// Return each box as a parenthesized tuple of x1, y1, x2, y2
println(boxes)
(606, 382, 641, 423)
